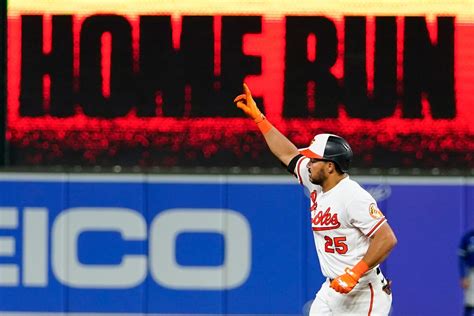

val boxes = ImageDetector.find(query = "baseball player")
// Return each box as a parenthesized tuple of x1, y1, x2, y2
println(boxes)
(459, 230, 474, 316)
(234, 83, 397, 315)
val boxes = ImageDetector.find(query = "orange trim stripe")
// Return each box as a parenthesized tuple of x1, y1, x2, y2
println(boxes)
(299, 148, 323, 159)
(296, 156, 305, 184)
(368, 283, 374, 316)
(366, 217, 387, 237)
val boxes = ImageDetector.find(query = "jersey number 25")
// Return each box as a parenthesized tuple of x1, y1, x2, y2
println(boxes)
(324, 236, 348, 254)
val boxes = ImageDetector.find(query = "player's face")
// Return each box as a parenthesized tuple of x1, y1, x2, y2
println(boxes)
(306, 158, 328, 185)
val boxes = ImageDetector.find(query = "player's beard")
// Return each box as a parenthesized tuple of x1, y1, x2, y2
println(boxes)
(309, 168, 326, 185)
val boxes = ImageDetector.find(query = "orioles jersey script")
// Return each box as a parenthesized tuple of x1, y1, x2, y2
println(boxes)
(294, 156, 387, 281)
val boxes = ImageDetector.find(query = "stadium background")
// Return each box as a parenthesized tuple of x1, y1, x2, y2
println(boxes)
(1, 0, 473, 315)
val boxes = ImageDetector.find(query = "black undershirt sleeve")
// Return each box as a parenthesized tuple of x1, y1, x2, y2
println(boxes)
(285, 154, 304, 176)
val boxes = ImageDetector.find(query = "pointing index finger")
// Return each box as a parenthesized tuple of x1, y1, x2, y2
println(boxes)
(243, 83, 252, 98)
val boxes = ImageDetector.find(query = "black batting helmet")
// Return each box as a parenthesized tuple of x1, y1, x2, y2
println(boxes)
(299, 134, 353, 172)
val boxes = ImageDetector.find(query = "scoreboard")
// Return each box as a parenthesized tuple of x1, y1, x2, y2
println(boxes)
(6, 0, 474, 168)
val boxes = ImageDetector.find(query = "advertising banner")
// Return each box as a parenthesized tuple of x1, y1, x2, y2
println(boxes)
(0, 174, 473, 315)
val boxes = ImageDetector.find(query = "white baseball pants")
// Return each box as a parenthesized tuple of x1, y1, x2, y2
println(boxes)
(309, 275, 392, 316)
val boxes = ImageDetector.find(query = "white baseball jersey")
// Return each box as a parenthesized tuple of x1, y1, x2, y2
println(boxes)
(294, 156, 387, 280)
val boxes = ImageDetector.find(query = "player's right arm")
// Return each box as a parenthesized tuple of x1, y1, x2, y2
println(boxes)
(234, 83, 299, 166)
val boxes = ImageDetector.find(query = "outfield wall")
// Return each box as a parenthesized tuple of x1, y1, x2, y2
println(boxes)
(0, 173, 473, 315)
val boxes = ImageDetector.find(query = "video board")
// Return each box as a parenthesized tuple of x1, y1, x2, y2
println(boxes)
(7, 1, 474, 168)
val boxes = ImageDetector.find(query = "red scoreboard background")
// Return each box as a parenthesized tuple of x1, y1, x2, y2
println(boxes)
(7, 1, 474, 168)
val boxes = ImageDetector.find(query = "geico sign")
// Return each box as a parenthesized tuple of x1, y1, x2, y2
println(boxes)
(0, 207, 251, 290)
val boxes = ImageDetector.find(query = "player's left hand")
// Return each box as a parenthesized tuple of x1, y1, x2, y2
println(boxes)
(330, 268, 360, 294)
(233, 83, 264, 122)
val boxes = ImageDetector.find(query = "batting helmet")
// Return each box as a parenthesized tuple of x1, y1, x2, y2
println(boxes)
(299, 134, 353, 172)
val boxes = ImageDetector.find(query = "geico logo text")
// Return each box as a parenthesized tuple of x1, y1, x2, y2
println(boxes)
(0, 207, 251, 290)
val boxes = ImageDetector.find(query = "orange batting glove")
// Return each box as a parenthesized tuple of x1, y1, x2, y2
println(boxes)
(233, 83, 265, 123)
(330, 260, 369, 294)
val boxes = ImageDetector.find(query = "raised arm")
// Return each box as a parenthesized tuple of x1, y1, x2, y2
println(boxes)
(234, 83, 299, 166)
